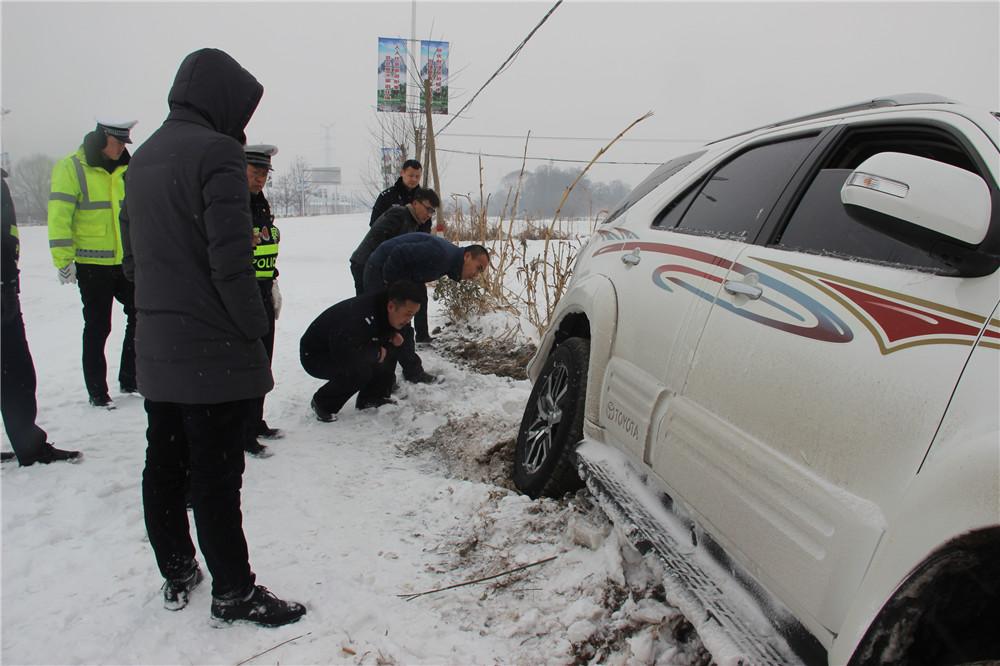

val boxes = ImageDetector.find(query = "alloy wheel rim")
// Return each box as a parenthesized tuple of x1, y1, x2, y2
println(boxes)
(522, 362, 569, 474)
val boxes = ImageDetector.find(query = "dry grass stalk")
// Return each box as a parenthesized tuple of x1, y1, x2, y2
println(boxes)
(435, 115, 650, 339)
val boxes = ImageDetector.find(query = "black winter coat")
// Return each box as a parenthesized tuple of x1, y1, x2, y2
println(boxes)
(121, 48, 272, 404)
(370, 177, 429, 231)
(350, 204, 423, 268)
(299, 290, 398, 378)
(363, 232, 464, 291)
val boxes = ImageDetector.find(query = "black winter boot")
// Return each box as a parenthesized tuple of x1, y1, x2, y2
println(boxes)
(310, 397, 337, 423)
(162, 563, 204, 611)
(20, 443, 82, 466)
(244, 440, 273, 458)
(211, 585, 306, 627)
(257, 422, 283, 440)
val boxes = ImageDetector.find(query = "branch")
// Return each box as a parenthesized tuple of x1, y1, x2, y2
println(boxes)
(398, 555, 557, 601)
(233, 632, 311, 666)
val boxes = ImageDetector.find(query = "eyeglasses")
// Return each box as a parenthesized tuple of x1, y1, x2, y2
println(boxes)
(419, 201, 436, 215)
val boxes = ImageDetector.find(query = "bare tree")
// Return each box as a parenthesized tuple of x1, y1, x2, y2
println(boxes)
(362, 109, 422, 201)
(265, 175, 293, 218)
(8, 154, 55, 224)
(287, 156, 314, 217)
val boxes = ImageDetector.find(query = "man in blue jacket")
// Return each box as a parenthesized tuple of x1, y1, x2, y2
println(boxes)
(363, 233, 489, 385)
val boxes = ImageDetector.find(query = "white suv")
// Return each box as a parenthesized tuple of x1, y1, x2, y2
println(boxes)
(512, 95, 999, 666)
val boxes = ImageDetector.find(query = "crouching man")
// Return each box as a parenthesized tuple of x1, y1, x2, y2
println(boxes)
(301, 280, 423, 422)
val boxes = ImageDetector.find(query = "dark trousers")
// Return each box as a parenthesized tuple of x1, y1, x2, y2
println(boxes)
(76, 264, 136, 398)
(251, 281, 276, 435)
(1, 287, 47, 464)
(413, 288, 430, 339)
(142, 398, 256, 599)
(303, 346, 399, 415)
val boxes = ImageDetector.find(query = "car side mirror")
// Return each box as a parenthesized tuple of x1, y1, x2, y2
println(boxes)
(841, 152, 998, 276)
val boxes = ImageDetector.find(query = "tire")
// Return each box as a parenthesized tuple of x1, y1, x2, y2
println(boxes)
(513, 337, 589, 498)
(849, 532, 1000, 666)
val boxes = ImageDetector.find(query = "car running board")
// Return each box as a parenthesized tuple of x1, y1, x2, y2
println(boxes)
(575, 440, 806, 666)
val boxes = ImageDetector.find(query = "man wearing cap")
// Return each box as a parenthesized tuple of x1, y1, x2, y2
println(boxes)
(47, 118, 138, 408)
(244, 144, 281, 457)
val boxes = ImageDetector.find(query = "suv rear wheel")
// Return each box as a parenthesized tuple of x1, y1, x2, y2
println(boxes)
(513, 337, 589, 498)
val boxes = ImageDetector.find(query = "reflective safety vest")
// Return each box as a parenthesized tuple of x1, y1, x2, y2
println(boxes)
(47, 147, 127, 267)
(253, 222, 279, 280)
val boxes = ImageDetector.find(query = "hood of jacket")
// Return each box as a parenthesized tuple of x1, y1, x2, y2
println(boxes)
(167, 48, 263, 143)
(82, 131, 130, 172)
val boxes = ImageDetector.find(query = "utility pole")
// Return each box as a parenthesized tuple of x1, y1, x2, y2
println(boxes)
(321, 123, 335, 167)
(321, 123, 336, 212)
(423, 77, 443, 229)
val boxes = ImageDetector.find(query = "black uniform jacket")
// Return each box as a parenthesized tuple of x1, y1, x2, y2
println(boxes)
(350, 204, 422, 269)
(370, 177, 425, 228)
(121, 48, 272, 404)
(300, 291, 398, 378)
(251, 191, 279, 281)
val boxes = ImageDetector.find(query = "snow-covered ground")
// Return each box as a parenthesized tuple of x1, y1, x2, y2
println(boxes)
(2, 214, 705, 665)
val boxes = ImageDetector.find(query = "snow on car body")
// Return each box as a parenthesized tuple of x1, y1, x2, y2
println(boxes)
(512, 95, 1000, 665)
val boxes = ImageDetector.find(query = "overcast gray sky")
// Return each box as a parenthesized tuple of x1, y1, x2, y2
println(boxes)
(2, 0, 998, 200)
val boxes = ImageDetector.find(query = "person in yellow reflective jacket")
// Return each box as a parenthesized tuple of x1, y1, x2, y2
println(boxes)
(47, 119, 137, 408)
(244, 144, 281, 457)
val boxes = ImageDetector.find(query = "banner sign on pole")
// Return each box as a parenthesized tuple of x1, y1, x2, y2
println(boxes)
(419, 40, 449, 115)
(377, 37, 407, 112)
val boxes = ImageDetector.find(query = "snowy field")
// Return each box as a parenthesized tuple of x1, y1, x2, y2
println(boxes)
(1, 214, 706, 665)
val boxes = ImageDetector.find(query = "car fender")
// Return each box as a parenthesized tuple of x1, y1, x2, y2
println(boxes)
(830, 340, 1000, 665)
(528, 273, 618, 428)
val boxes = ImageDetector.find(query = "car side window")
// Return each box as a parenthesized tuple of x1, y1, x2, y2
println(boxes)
(671, 135, 818, 241)
(775, 126, 982, 272)
(602, 150, 706, 225)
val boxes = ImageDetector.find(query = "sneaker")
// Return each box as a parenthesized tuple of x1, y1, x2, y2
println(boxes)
(245, 440, 273, 458)
(120, 383, 138, 394)
(89, 394, 116, 409)
(162, 563, 204, 611)
(404, 370, 438, 385)
(211, 585, 306, 627)
(257, 423, 284, 440)
(1, 451, 16, 463)
(356, 396, 397, 410)
(415, 334, 435, 345)
(21, 443, 82, 466)
(310, 397, 337, 423)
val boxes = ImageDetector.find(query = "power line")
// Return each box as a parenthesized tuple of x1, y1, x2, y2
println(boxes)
(443, 132, 708, 144)
(435, 147, 662, 166)
(437, 0, 563, 136)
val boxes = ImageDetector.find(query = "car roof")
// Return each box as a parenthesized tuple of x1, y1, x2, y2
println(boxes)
(708, 94, 963, 145)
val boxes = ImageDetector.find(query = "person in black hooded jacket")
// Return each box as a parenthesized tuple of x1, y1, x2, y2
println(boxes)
(120, 48, 305, 628)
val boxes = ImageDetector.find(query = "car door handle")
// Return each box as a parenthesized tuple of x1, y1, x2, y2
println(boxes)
(621, 249, 641, 266)
(723, 280, 763, 300)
